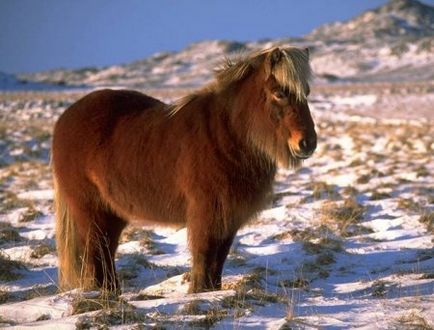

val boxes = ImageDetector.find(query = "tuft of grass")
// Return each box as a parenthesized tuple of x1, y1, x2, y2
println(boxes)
(221, 293, 252, 318)
(420, 273, 434, 280)
(279, 278, 309, 290)
(0, 315, 16, 327)
(1, 192, 34, 211)
(19, 207, 44, 223)
(0, 222, 22, 245)
(0, 289, 10, 303)
(308, 181, 341, 201)
(356, 174, 370, 184)
(0, 251, 26, 281)
(74, 300, 146, 329)
(30, 243, 55, 259)
(395, 311, 433, 330)
(188, 307, 229, 328)
(370, 280, 393, 298)
(24, 284, 58, 300)
(72, 297, 106, 315)
(118, 254, 155, 281)
(415, 165, 430, 178)
(348, 158, 363, 167)
(315, 251, 335, 266)
(246, 288, 282, 305)
(120, 227, 164, 255)
(320, 198, 370, 237)
(133, 293, 164, 301)
(419, 211, 433, 234)
(223, 267, 268, 292)
(341, 186, 359, 197)
(71, 292, 125, 315)
(35, 314, 51, 321)
(369, 191, 392, 200)
(302, 237, 343, 254)
(397, 198, 421, 211)
(179, 302, 228, 328)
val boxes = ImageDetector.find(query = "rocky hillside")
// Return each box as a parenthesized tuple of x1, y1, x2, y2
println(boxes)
(308, 0, 434, 41)
(12, 0, 434, 90)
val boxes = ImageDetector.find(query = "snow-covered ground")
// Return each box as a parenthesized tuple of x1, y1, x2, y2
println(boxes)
(0, 83, 432, 329)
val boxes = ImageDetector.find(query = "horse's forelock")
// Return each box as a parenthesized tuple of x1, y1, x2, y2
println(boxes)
(267, 47, 311, 102)
(171, 47, 311, 116)
(215, 47, 311, 101)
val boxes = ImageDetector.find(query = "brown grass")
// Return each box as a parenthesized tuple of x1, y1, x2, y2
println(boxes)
(369, 190, 392, 200)
(419, 211, 433, 234)
(395, 311, 433, 330)
(19, 207, 44, 223)
(397, 198, 421, 212)
(320, 198, 369, 237)
(0, 289, 9, 303)
(30, 243, 56, 259)
(0, 222, 22, 244)
(0, 251, 26, 281)
(307, 181, 341, 201)
(74, 299, 147, 329)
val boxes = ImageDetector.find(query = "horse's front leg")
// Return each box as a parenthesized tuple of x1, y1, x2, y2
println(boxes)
(188, 225, 236, 293)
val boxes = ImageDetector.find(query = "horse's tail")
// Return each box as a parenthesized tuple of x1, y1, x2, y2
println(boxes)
(54, 174, 85, 290)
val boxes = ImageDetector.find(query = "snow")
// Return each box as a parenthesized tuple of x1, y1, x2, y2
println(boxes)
(0, 92, 432, 329)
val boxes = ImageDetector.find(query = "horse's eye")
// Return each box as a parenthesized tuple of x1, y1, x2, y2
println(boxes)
(273, 89, 286, 100)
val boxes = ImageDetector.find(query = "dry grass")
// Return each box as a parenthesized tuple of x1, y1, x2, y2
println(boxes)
(118, 254, 156, 282)
(397, 198, 421, 212)
(279, 278, 309, 290)
(306, 181, 341, 202)
(0, 289, 9, 303)
(394, 310, 434, 330)
(30, 243, 56, 259)
(179, 301, 228, 328)
(419, 211, 433, 234)
(74, 298, 147, 329)
(0, 251, 26, 281)
(1, 191, 34, 212)
(369, 190, 392, 200)
(0, 222, 22, 245)
(120, 227, 164, 255)
(320, 198, 370, 237)
(302, 237, 343, 254)
(19, 207, 44, 223)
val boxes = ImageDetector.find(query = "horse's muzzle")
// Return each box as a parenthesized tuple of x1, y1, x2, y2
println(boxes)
(296, 135, 317, 159)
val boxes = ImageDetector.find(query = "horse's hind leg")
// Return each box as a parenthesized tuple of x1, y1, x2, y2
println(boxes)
(91, 212, 127, 293)
(67, 198, 127, 293)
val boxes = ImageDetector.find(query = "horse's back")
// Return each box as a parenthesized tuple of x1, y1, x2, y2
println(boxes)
(52, 89, 166, 191)
(54, 89, 164, 143)
(57, 89, 164, 125)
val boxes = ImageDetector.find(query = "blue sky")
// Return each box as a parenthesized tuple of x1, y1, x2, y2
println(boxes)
(0, 0, 433, 74)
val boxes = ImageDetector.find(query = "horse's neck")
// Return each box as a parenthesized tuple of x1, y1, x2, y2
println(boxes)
(205, 87, 274, 168)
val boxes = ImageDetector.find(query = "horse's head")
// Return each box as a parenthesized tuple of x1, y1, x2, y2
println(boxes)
(254, 47, 317, 168)
(213, 46, 316, 168)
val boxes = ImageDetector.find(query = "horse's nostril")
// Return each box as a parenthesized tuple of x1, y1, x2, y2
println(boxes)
(299, 139, 309, 151)
(299, 137, 316, 153)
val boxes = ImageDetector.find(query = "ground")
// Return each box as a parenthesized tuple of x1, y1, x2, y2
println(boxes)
(0, 83, 433, 329)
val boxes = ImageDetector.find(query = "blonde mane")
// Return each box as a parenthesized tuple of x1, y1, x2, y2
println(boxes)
(170, 46, 312, 116)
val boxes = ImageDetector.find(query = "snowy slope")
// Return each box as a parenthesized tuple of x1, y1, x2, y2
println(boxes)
(0, 72, 67, 91)
(0, 84, 433, 328)
(11, 0, 434, 90)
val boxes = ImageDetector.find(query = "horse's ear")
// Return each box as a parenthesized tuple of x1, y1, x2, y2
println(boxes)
(269, 47, 283, 66)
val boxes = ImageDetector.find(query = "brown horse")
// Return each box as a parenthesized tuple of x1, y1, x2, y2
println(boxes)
(52, 47, 316, 294)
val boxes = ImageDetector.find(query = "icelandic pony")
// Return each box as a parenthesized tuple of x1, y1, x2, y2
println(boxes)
(52, 47, 316, 294)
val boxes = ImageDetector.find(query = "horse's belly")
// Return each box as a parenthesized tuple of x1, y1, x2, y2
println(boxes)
(102, 185, 186, 226)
